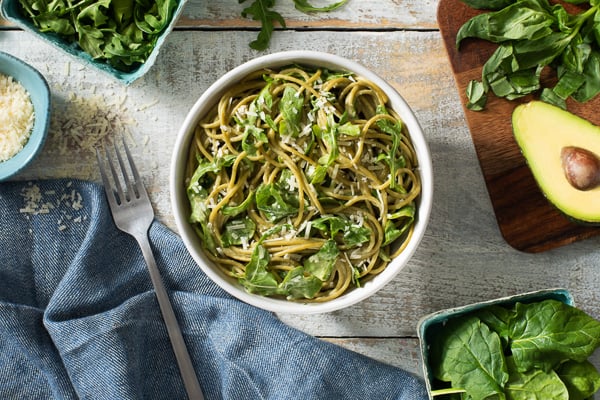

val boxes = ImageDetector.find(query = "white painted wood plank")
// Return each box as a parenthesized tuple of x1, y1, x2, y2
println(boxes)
(0, 0, 438, 29)
(177, 0, 438, 29)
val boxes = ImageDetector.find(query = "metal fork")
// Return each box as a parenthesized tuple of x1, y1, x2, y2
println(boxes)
(96, 136, 204, 400)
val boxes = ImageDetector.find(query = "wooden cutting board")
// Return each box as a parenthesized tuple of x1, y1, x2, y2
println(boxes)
(437, 0, 600, 253)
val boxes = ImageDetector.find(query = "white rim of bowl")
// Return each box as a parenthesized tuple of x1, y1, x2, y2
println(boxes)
(170, 50, 433, 314)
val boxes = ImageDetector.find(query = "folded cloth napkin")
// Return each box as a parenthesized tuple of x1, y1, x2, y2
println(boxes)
(0, 179, 428, 400)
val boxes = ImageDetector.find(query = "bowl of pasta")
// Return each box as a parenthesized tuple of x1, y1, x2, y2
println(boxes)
(170, 50, 433, 314)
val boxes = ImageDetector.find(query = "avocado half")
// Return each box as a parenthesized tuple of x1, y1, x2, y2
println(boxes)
(512, 101, 600, 224)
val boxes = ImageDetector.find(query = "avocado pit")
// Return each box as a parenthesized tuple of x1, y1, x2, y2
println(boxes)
(561, 146, 600, 191)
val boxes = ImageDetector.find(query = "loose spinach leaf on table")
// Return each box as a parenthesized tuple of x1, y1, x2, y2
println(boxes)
(239, 0, 348, 50)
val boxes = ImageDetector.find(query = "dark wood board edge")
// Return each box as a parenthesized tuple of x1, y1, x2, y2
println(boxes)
(436, 0, 600, 252)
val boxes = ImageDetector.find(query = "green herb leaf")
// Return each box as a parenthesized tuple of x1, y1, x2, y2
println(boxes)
(238, 0, 346, 49)
(430, 316, 509, 400)
(19, 0, 178, 71)
(557, 360, 600, 400)
(509, 300, 600, 372)
(474, 304, 516, 346)
(240, 245, 280, 295)
(458, 0, 600, 109)
(292, 0, 348, 13)
(239, 0, 286, 51)
(303, 239, 339, 281)
(279, 266, 323, 299)
(383, 205, 415, 246)
(466, 80, 488, 110)
(312, 215, 371, 247)
(279, 86, 304, 137)
(505, 356, 568, 400)
(460, 0, 517, 10)
(255, 183, 299, 222)
(456, 1, 554, 47)
(375, 105, 406, 192)
(221, 217, 256, 247)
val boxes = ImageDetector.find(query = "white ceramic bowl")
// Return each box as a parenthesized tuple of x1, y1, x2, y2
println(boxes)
(0, 51, 51, 181)
(170, 51, 433, 314)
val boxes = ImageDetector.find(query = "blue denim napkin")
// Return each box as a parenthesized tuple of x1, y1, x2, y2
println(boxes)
(0, 179, 427, 400)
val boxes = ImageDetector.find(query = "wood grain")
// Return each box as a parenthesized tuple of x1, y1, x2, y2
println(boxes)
(437, 0, 600, 252)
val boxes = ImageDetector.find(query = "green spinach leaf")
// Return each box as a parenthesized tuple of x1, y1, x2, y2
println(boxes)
(505, 356, 568, 400)
(509, 300, 600, 372)
(557, 360, 600, 400)
(431, 316, 509, 400)
(460, 0, 517, 10)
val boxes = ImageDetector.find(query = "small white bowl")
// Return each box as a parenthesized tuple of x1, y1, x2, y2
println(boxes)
(170, 51, 433, 314)
(0, 51, 51, 181)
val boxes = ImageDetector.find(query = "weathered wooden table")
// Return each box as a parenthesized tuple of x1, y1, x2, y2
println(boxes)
(2, 0, 599, 380)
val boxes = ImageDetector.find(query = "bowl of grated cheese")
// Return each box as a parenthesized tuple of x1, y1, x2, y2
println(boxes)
(171, 51, 433, 314)
(0, 51, 51, 181)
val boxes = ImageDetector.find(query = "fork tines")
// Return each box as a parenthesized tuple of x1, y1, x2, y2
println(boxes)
(96, 136, 144, 206)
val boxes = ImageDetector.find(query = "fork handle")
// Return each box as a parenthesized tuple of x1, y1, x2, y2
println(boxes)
(135, 233, 205, 400)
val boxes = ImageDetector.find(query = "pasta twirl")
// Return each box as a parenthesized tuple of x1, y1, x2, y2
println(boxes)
(185, 66, 421, 302)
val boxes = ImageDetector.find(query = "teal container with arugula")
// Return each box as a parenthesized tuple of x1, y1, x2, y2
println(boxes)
(418, 288, 600, 399)
(1, 0, 187, 84)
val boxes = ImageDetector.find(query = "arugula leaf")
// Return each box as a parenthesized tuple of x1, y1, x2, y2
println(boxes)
(383, 205, 415, 246)
(312, 215, 371, 247)
(293, 0, 348, 13)
(188, 154, 237, 191)
(279, 266, 323, 299)
(239, 244, 280, 295)
(238, 0, 347, 50)
(303, 239, 339, 281)
(222, 191, 255, 217)
(239, 0, 286, 51)
(187, 192, 217, 256)
(279, 86, 305, 137)
(255, 182, 299, 222)
(239, 239, 338, 299)
(221, 217, 256, 247)
(375, 105, 406, 192)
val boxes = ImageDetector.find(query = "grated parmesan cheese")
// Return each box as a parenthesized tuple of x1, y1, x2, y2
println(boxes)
(0, 73, 35, 162)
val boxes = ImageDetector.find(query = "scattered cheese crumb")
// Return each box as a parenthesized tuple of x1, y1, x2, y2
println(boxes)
(19, 182, 86, 232)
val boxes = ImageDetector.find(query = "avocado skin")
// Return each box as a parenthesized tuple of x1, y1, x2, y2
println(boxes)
(512, 101, 600, 225)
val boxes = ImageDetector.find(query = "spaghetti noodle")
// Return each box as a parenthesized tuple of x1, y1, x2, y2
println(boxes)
(185, 65, 421, 302)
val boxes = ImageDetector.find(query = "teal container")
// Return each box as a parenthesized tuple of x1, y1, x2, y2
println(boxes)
(0, 51, 51, 180)
(1, 0, 188, 85)
(417, 288, 574, 399)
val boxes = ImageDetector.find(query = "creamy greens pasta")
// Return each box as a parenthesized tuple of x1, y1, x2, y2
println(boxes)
(185, 65, 421, 302)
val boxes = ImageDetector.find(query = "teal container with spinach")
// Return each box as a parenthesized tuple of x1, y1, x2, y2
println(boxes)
(418, 289, 600, 399)
(1, 0, 187, 84)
